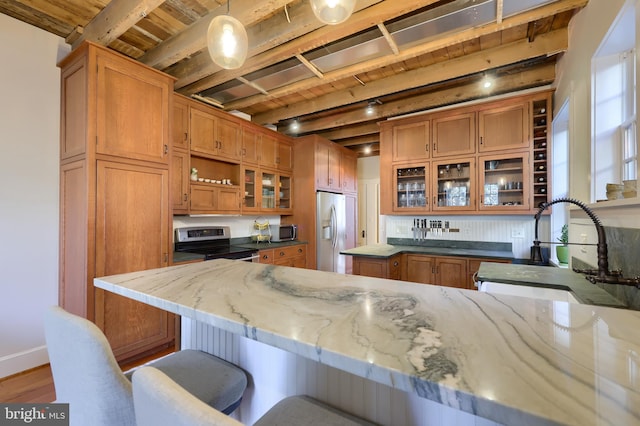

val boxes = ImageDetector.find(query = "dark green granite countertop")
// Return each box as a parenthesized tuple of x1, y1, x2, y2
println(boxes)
(477, 262, 627, 308)
(340, 242, 513, 261)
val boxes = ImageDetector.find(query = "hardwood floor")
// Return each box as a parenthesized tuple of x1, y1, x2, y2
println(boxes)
(0, 347, 176, 403)
(0, 364, 56, 403)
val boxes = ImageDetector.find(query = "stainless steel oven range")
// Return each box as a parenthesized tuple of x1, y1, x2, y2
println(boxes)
(174, 226, 258, 261)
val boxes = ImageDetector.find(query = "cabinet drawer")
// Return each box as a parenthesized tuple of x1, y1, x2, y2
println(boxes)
(259, 249, 274, 263)
(274, 245, 306, 259)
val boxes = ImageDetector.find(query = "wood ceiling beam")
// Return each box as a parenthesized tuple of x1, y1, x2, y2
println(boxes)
(225, 0, 585, 115)
(317, 122, 381, 140)
(259, 27, 567, 125)
(72, 0, 165, 49)
(176, 0, 437, 91)
(329, 134, 380, 146)
(282, 63, 556, 134)
(139, 0, 296, 69)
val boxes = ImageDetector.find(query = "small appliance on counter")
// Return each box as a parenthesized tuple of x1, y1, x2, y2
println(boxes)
(270, 224, 297, 242)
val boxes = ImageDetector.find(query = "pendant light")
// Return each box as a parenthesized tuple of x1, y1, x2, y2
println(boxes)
(207, 1, 248, 69)
(310, 0, 356, 25)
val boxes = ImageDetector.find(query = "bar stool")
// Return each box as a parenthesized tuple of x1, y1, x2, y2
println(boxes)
(44, 306, 248, 426)
(133, 366, 377, 426)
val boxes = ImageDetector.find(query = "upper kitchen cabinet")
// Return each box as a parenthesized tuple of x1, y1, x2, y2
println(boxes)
(172, 94, 190, 151)
(94, 50, 171, 165)
(190, 102, 241, 163)
(341, 149, 358, 194)
(260, 132, 293, 171)
(58, 41, 175, 363)
(389, 119, 430, 162)
(431, 110, 476, 157)
(313, 136, 342, 191)
(478, 152, 531, 212)
(478, 99, 529, 152)
(241, 125, 261, 165)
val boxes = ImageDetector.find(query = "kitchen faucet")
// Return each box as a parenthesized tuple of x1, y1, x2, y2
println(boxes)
(531, 197, 640, 287)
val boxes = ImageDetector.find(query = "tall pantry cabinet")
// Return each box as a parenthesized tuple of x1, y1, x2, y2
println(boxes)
(58, 42, 176, 362)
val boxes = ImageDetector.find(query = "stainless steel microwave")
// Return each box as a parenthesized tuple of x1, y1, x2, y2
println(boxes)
(270, 224, 297, 242)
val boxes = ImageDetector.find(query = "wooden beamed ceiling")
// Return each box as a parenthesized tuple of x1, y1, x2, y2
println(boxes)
(0, 0, 588, 156)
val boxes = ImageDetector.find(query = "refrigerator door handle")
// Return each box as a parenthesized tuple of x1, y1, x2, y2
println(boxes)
(330, 204, 338, 248)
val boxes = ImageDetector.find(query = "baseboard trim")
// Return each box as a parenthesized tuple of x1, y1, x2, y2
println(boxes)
(0, 346, 49, 379)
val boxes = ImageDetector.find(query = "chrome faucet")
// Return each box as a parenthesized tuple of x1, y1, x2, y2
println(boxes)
(532, 197, 640, 287)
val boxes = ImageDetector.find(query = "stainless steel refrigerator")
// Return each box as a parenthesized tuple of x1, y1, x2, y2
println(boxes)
(316, 191, 346, 273)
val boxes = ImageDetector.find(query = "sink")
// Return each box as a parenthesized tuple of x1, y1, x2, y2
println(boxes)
(479, 281, 580, 304)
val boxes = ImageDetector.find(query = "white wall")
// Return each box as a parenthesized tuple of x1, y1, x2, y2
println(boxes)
(0, 14, 70, 378)
(553, 0, 640, 265)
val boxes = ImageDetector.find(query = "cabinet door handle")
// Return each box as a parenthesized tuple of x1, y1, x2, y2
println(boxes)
(433, 143, 437, 151)
(433, 196, 436, 205)
(480, 136, 483, 145)
(425, 143, 429, 152)
(431, 267, 435, 274)
(361, 230, 365, 238)
(183, 193, 188, 201)
(263, 254, 269, 259)
(298, 248, 303, 253)
(164, 144, 168, 154)
(393, 261, 399, 267)
(279, 251, 285, 256)
(183, 132, 188, 142)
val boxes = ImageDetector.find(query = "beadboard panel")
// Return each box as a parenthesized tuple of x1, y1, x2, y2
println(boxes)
(385, 215, 550, 259)
(182, 318, 502, 426)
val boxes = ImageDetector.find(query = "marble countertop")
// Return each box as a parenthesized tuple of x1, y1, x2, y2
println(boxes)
(477, 262, 627, 308)
(340, 243, 513, 260)
(95, 260, 640, 425)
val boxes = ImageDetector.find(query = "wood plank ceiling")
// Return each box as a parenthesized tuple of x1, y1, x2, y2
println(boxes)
(1, 0, 587, 156)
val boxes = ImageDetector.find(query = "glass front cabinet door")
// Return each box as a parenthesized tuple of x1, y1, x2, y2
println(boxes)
(393, 164, 429, 212)
(478, 153, 530, 211)
(432, 159, 475, 211)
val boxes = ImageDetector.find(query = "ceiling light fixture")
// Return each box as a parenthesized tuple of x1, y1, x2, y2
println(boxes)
(482, 74, 493, 89)
(290, 119, 300, 132)
(365, 103, 375, 115)
(207, 1, 248, 70)
(310, 0, 356, 25)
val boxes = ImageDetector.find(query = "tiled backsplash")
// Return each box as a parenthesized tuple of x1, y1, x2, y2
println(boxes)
(572, 226, 640, 310)
(384, 215, 549, 260)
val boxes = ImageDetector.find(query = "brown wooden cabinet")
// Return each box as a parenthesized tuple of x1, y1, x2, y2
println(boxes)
(380, 91, 551, 215)
(172, 95, 190, 151)
(404, 254, 467, 288)
(352, 255, 401, 280)
(190, 184, 241, 213)
(171, 150, 189, 213)
(58, 42, 175, 363)
(241, 125, 261, 165)
(431, 111, 476, 157)
(290, 135, 358, 270)
(478, 100, 529, 152)
(468, 258, 511, 290)
(315, 137, 342, 191)
(95, 50, 171, 164)
(258, 244, 307, 268)
(391, 119, 430, 162)
(190, 102, 241, 162)
(341, 150, 358, 194)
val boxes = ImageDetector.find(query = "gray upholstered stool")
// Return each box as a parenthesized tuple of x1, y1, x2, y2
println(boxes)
(254, 395, 376, 426)
(133, 366, 376, 426)
(44, 306, 247, 426)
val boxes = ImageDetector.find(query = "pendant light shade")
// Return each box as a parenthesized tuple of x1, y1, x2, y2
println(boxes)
(310, 0, 356, 25)
(207, 14, 248, 70)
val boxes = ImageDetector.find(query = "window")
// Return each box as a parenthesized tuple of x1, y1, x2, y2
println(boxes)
(591, 0, 637, 201)
(623, 120, 637, 180)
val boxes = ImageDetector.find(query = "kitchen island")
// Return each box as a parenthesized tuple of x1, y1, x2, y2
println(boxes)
(95, 260, 640, 425)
